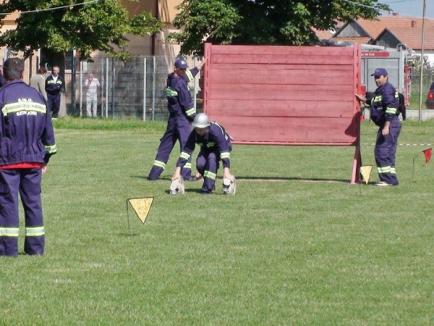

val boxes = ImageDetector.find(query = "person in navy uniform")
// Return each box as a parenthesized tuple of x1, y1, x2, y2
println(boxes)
(356, 68, 401, 186)
(0, 58, 57, 256)
(45, 65, 65, 118)
(148, 58, 200, 181)
(172, 113, 235, 194)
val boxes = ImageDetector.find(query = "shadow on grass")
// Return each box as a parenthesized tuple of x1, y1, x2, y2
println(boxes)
(236, 176, 351, 184)
(118, 232, 140, 237)
(164, 189, 205, 194)
(131, 175, 172, 181)
(134, 175, 351, 184)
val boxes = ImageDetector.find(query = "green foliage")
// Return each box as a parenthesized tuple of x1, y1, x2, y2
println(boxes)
(0, 0, 162, 59)
(171, 0, 390, 55)
(169, 0, 240, 55)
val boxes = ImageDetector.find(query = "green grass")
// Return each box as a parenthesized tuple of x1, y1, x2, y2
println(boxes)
(53, 116, 166, 131)
(409, 77, 432, 109)
(1, 119, 433, 325)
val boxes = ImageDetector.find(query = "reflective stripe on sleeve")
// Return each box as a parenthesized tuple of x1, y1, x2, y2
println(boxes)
(180, 152, 190, 160)
(220, 152, 230, 159)
(373, 95, 382, 102)
(25, 226, 45, 237)
(0, 227, 19, 237)
(185, 108, 196, 117)
(153, 160, 166, 169)
(184, 163, 192, 169)
(204, 171, 216, 180)
(185, 70, 194, 83)
(45, 144, 57, 154)
(165, 87, 178, 97)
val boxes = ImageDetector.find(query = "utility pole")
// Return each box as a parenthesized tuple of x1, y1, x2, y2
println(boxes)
(418, 0, 426, 121)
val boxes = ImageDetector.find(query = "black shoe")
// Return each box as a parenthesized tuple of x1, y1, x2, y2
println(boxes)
(200, 189, 212, 195)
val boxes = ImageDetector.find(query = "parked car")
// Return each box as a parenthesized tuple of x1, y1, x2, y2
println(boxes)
(427, 82, 434, 109)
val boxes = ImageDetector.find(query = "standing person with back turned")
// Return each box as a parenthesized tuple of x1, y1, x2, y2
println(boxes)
(0, 58, 57, 257)
(356, 68, 401, 186)
(148, 58, 200, 181)
(45, 65, 65, 118)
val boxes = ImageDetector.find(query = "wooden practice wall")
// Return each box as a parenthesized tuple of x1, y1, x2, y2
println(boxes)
(203, 44, 362, 146)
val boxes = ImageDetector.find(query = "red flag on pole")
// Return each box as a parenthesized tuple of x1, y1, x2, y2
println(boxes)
(422, 148, 432, 164)
(413, 147, 433, 181)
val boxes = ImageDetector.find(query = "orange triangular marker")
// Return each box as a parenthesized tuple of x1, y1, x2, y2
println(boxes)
(360, 165, 373, 184)
(127, 197, 154, 224)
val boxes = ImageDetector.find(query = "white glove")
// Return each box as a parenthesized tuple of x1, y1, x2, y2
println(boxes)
(170, 177, 185, 195)
(222, 177, 236, 195)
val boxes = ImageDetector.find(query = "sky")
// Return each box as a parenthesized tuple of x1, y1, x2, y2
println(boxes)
(380, 0, 434, 18)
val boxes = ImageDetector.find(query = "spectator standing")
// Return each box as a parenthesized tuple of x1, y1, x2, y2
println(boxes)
(85, 73, 100, 118)
(45, 65, 65, 118)
(30, 66, 47, 100)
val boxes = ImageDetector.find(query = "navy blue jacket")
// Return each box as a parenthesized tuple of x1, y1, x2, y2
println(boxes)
(177, 122, 232, 168)
(165, 69, 198, 120)
(0, 80, 56, 165)
(45, 75, 65, 96)
(370, 82, 400, 127)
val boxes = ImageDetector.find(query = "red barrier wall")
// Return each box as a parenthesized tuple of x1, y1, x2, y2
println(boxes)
(204, 44, 361, 146)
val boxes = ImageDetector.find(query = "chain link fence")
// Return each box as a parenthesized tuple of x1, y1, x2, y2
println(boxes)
(408, 68, 433, 109)
(63, 56, 434, 117)
(65, 55, 202, 120)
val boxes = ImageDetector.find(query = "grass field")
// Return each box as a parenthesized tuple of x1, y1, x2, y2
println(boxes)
(1, 118, 433, 325)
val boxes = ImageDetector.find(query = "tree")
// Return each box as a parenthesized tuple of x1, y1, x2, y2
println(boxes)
(170, 0, 390, 55)
(0, 0, 162, 60)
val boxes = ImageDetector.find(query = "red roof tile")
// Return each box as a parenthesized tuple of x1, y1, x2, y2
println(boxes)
(312, 28, 335, 40)
(343, 16, 434, 50)
(376, 22, 434, 50)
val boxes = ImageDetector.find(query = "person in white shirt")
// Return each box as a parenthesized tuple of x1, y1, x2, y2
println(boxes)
(85, 73, 100, 118)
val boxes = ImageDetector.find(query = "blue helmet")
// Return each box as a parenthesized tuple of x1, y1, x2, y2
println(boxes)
(174, 57, 188, 69)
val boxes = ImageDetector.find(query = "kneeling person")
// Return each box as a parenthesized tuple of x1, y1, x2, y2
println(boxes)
(172, 113, 234, 194)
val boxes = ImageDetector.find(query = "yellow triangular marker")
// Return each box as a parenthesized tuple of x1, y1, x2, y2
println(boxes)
(360, 165, 373, 184)
(128, 197, 154, 224)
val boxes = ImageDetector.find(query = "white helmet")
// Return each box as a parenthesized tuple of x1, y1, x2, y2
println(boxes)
(192, 113, 210, 128)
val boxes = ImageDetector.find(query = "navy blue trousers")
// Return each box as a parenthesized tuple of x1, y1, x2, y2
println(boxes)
(148, 115, 192, 180)
(0, 169, 45, 256)
(47, 93, 61, 118)
(196, 151, 219, 193)
(375, 120, 401, 185)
